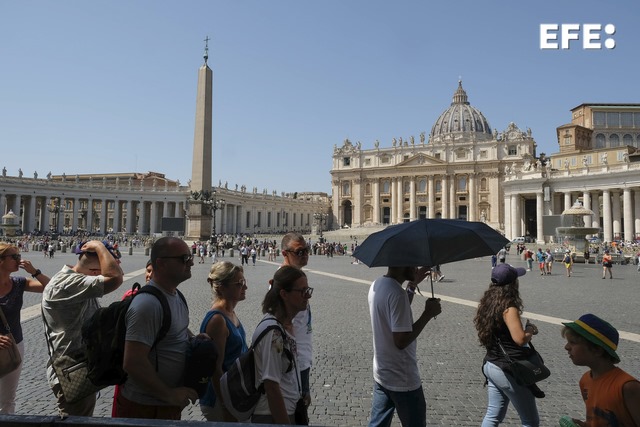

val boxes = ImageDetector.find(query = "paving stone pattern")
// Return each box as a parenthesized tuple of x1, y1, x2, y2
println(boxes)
(13, 248, 640, 426)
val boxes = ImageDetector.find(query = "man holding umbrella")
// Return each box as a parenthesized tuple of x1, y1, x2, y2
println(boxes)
(367, 265, 442, 427)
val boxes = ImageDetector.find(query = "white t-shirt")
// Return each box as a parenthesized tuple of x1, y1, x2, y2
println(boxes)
(253, 315, 300, 416)
(292, 306, 312, 371)
(368, 276, 421, 391)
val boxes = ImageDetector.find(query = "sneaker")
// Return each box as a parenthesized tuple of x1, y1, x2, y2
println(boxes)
(559, 415, 579, 427)
(438, 275, 445, 282)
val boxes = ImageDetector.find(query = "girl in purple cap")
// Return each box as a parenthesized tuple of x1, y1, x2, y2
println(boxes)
(474, 263, 542, 427)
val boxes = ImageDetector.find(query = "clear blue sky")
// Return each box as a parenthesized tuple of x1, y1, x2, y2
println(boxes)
(1, 1, 638, 194)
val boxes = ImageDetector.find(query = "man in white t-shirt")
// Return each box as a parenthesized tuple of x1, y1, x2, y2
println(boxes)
(280, 233, 313, 409)
(367, 266, 442, 427)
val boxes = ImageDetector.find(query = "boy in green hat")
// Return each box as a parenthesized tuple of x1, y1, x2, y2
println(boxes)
(560, 314, 640, 427)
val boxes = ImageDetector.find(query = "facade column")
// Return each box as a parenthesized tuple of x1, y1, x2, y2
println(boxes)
(611, 191, 621, 240)
(427, 176, 435, 219)
(353, 178, 362, 226)
(582, 192, 591, 228)
(0, 194, 6, 216)
(504, 193, 512, 238)
(449, 175, 456, 219)
(441, 176, 448, 219)
(102, 200, 109, 233)
(409, 178, 416, 221)
(389, 179, 396, 224)
(602, 190, 612, 242)
(396, 178, 403, 223)
(372, 180, 380, 224)
(591, 191, 600, 230)
(510, 194, 519, 239)
(536, 192, 544, 243)
(468, 175, 476, 221)
(623, 188, 633, 242)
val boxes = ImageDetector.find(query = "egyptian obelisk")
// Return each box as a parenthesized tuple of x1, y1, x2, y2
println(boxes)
(187, 37, 213, 240)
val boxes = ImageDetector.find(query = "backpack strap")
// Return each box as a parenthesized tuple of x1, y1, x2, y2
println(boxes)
(251, 318, 294, 372)
(134, 286, 173, 348)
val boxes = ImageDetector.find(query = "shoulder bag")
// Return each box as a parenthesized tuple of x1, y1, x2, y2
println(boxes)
(0, 306, 22, 378)
(497, 339, 550, 386)
(42, 307, 101, 403)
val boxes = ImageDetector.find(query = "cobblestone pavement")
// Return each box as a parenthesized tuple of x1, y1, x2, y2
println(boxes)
(13, 248, 640, 426)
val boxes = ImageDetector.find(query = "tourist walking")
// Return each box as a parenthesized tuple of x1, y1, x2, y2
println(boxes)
(474, 264, 541, 427)
(602, 250, 613, 279)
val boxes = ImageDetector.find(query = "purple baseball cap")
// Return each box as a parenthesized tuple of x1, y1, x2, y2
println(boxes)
(491, 263, 526, 286)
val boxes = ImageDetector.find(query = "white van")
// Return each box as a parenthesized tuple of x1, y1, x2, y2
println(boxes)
(511, 237, 526, 244)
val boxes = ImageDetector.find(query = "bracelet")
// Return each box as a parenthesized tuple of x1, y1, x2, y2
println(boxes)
(32, 269, 41, 278)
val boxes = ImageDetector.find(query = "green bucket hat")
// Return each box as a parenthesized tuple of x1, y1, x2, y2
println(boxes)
(563, 314, 620, 363)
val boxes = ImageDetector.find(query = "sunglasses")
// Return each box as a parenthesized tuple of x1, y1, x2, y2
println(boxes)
(0, 254, 21, 261)
(290, 287, 313, 298)
(230, 278, 247, 288)
(160, 254, 194, 264)
(286, 248, 310, 257)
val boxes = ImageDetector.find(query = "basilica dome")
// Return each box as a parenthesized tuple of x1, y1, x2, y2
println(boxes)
(429, 81, 492, 143)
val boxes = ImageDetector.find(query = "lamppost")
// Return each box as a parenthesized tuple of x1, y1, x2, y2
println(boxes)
(314, 212, 328, 241)
(48, 198, 65, 234)
(195, 190, 226, 243)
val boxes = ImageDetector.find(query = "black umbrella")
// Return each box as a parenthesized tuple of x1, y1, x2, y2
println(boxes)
(352, 219, 509, 296)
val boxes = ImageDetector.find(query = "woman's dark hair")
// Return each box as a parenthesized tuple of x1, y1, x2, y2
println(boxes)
(262, 266, 306, 317)
(474, 281, 523, 347)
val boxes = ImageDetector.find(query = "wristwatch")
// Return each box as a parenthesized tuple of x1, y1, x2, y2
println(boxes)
(32, 269, 41, 278)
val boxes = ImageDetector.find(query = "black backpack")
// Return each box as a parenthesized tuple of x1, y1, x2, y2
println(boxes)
(81, 283, 185, 387)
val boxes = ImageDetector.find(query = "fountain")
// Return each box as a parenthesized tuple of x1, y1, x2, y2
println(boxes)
(555, 200, 600, 253)
(0, 210, 20, 237)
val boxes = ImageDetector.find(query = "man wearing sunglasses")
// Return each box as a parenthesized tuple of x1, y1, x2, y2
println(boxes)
(42, 240, 124, 417)
(118, 237, 199, 420)
(280, 232, 313, 419)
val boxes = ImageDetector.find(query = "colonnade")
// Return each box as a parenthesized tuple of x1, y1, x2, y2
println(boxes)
(506, 187, 640, 243)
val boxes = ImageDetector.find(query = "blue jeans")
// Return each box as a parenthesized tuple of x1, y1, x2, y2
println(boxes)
(368, 381, 426, 427)
(481, 361, 539, 427)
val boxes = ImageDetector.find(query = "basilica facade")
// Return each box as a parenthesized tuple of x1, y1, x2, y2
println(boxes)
(330, 81, 536, 234)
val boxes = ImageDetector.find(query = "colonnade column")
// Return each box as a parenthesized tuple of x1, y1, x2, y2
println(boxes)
(26, 196, 36, 232)
(441, 176, 448, 219)
(12, 196, 20, 216)
(611, 191, 621, 240)
(510, 194, 519, 239)
(536, 192, 544, 243)
(591, 192, 600, 229)
(504, 194, 512, 238)
(623, 189, 633, 242)
(354, 178, 362, 225)
(389, 179, 396, 224)
(86, 199, 94, 232)
(113, 199, 122, 233)
(602, 190, 612, 242)
(126, 200, 135, 233)
(373, 180, 380, 224)
(150, 202, 158, 235)
(43, 198, 51, 232)
(409, 179, 416, 221)
(468, 175, 476, 221)
(564, 192, 572, 210)
(635, 190, 640, 241)
(102, 201, 110, 233)
(427, 176, 435, 219)
(582, 192, 591, 228)
(0, 194, 6, 216)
